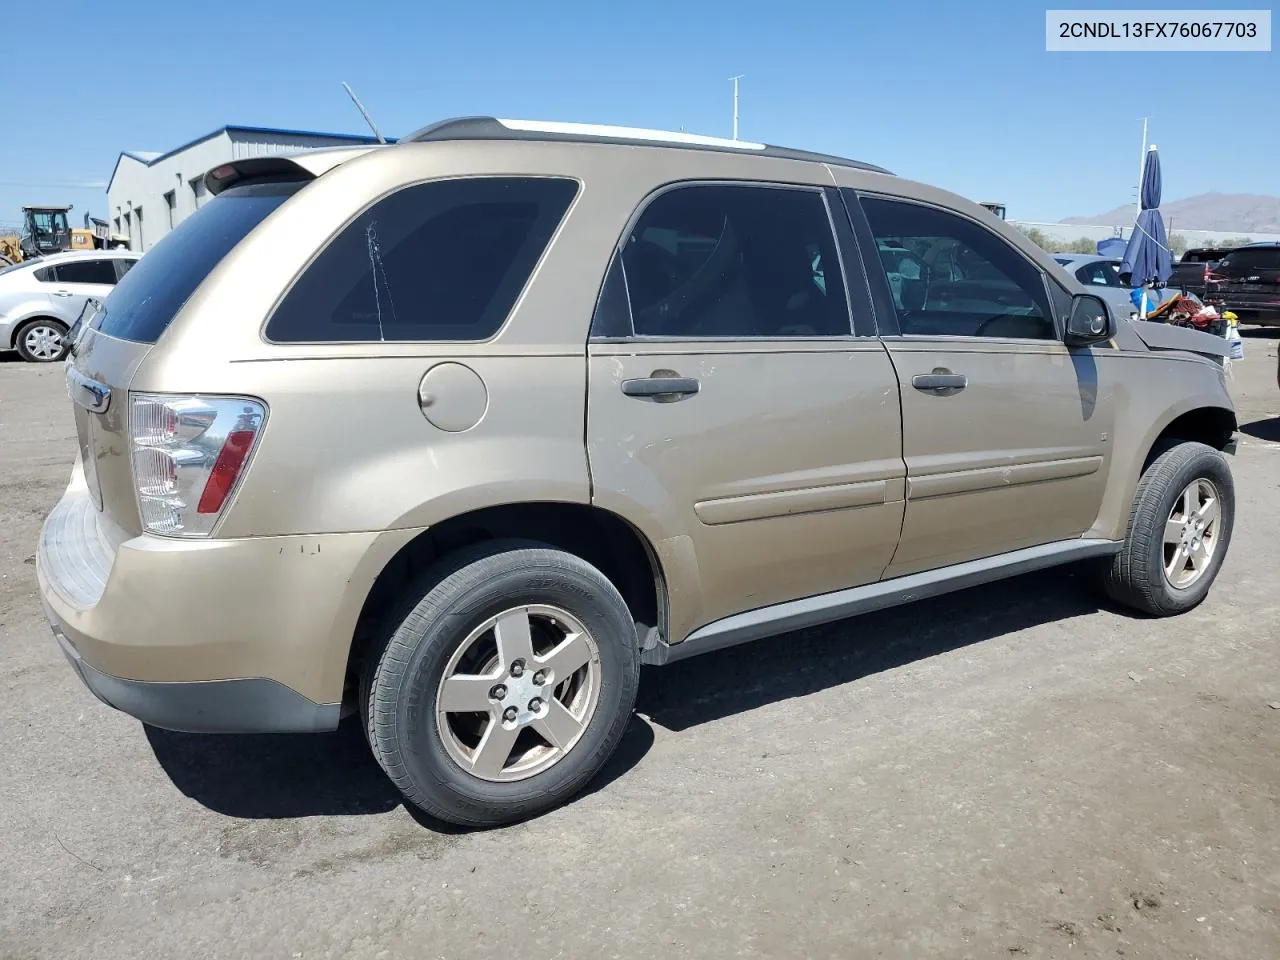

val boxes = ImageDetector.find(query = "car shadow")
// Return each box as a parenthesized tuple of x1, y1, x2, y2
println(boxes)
(144, 717, 402, 819)
(638, 565, 1107, 733)
(146, 566, 1106, 821)
(1239, 326, 1280, 339)
(1240, 417, 1280, 443)
(145, 704, 655, 823)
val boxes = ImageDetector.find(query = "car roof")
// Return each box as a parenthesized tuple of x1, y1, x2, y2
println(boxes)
(34, 249, 139, 266)
(207, 117, 895, 197)
(400, 116, 895, 175)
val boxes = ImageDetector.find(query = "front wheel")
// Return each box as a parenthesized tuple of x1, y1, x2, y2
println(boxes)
(15, 318, 69, 362)
(361, 541, 641, 827)
(1103, 441, 1235, 616)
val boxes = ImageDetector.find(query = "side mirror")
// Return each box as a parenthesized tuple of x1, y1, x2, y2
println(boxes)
(1065, 293, 1113, 346)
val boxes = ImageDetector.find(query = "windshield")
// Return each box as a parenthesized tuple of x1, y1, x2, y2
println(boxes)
(94, 180, 303, 343)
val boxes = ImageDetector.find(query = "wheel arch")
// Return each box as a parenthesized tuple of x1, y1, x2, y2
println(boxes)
(8, 312, 68, 349)
(344, 501, 668, 700)
(1141, 403, 1238, 469)
(1090, 393, 1237, 542)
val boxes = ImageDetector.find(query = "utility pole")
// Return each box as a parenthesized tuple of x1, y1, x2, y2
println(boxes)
(729, 75, 744, 140)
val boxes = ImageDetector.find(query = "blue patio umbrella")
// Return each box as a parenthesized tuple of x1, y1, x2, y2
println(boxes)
(1120, 145, 1172, 315)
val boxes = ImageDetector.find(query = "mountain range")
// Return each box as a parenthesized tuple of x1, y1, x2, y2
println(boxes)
(1061, 193, 1280, 233)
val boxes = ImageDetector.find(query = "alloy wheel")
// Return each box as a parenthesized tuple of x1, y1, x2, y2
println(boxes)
(1164, 477, 1220, 589)
(434, 605, 602, 782)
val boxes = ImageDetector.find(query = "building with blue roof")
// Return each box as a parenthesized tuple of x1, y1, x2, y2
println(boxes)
(106, 125, 388, 252)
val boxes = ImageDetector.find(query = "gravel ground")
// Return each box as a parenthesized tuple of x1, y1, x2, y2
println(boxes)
(2, 334, 1279, 960)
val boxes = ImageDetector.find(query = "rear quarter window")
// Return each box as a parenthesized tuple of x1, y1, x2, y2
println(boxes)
(94, 181, 302, 343)
(265, 176, 579, 343)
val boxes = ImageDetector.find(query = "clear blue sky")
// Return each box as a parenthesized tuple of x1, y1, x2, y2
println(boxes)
(1, 0, 1274, 230)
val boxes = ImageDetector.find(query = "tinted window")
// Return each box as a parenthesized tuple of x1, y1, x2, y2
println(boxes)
(1182, 249, 1220, 263)
(33, 265, 55, 282)
(95, 181, 301, 343)
(267, 177, 578, 343)
(1076, 261, 1122, 287)
(861, 197, 1054, 340)
(621, 184, 850, 338)
(1217, 248, 1280, 271)
(114, 258, 138, 281)
(52, 259, 119, 285)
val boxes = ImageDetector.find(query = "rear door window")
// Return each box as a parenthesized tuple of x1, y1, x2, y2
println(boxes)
(52, 259, 119, 285)
(94, 180, 303, 343)
(266, 177, 579, 343)
(619, 184, 851, 338)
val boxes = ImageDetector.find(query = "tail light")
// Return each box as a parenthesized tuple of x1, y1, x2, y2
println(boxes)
(129, 394, 266, 537)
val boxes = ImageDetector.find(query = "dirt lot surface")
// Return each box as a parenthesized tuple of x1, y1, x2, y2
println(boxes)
(2, 334, 1279, 960)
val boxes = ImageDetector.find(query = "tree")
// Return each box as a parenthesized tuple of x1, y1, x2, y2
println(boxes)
(1063, 236, 1099, 254)
(1016, 225, 1053, 251)
(1168, 233, 1189, 257)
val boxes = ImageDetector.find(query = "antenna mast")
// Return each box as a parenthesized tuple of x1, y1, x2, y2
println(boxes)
(342, 81, 386, 144)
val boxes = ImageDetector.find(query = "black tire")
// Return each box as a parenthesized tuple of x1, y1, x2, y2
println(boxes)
(14, 318, 69, 363)
(1103, 441, 1235, 616)
(361, 540, 641, 828)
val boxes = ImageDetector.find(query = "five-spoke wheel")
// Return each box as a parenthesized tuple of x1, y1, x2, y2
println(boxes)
(362, 541, 640, 827)
(436, 605, 601, 781)
(1105, 441, 1234, 617)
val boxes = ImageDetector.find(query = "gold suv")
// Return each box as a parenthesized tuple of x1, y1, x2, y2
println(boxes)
(38, 118, 1238, 826)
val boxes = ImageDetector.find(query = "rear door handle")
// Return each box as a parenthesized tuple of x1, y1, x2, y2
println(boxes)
(911, 372, 968, 394)
(621, 376, 700, 400)
(53, 289, 74, 298)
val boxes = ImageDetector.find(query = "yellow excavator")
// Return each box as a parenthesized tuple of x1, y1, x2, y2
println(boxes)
(0, 205, 128, 266)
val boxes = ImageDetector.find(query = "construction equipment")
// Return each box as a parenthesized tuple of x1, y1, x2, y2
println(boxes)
(0, 205, 129, 266)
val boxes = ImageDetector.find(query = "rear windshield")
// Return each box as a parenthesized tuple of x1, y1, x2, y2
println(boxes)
(1181, 249, 1220, 263)
(0, 259, 37, 278)
(1217, 248, 1280, 271)
(94, 180, 302, 343)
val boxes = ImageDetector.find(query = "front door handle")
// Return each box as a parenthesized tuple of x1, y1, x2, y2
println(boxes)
(911, 371, 968, 395)
(621, 376, 700, 400)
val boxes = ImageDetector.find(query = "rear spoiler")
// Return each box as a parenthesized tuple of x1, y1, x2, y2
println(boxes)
(203, 146, 381, 197)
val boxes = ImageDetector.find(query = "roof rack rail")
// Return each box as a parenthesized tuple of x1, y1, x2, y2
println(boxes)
(400, 116, 893, 176)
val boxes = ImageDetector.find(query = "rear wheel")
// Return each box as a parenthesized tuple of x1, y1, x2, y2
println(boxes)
(1103, 441, 1234, 616)
(15, 318, 69, 362)
(361, 541, 641, 827)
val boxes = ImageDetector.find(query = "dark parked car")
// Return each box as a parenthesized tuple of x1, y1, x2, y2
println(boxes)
(1207, 243, 1280, 326)
(1169, 248, 1224, 298)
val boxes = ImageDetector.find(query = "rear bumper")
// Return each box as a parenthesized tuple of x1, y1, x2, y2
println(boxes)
(50, 620, 340, 733)
(1210, 290, 1280, 321)
(37, 460, 421, 733)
